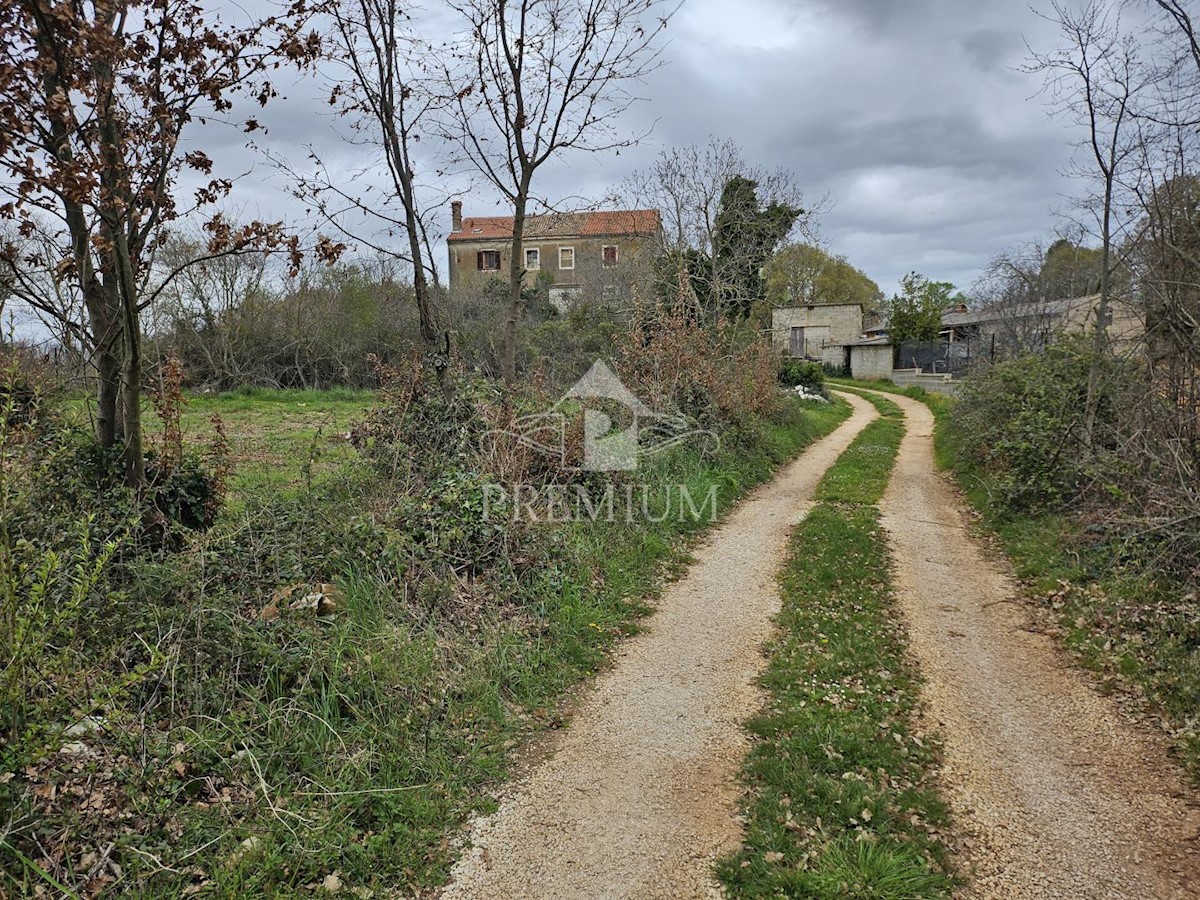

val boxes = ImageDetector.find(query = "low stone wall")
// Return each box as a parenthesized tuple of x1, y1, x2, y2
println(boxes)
(890, 368, 962, 397)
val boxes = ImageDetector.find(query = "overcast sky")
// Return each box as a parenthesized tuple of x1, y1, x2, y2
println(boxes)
(167, 0, 1100, 305)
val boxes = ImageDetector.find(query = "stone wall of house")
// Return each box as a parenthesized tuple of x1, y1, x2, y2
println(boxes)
(946, 295, 1146, 359)
(820, 344, 848, 371)
(448, 234, 657, 293)
(771, 304, 864, 357)
(1060, 296, 1144, 346)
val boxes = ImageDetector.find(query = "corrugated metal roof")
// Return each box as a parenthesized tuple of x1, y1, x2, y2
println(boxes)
(941, 295, 1099, 327)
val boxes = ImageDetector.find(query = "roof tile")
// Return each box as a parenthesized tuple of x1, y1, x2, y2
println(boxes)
(448, 209, 661, 243)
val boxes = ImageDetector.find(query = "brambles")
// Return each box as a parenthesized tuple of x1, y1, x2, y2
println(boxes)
(617, 307, 780, 428)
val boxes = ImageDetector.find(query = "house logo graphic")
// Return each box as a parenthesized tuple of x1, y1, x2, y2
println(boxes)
(483, 360, 718, 472)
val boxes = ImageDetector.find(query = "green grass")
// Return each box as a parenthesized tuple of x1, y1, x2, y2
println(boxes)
(719, 413, 953, 899)
(828, 378, 955, 469)
(62, 387, 374, 505)
(0, 392, 856, 898)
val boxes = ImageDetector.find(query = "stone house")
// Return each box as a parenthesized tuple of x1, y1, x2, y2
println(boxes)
(446, 203, 662, 304)
(771, 303, 865, 368)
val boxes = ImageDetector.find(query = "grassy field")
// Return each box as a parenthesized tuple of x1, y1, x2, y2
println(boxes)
(63, 387, 375, 503)
(720, 391, 952, 899)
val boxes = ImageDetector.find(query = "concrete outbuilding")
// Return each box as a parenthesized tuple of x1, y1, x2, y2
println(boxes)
(846, 339, 894, 380)
(772, 303, 864, 363)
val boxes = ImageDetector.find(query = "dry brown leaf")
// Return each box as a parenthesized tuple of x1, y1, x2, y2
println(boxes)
(321, 872, 343, 893)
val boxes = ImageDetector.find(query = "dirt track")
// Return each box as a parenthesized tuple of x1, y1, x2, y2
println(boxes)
(438, 393, 878, 900)
(873, 388, 1200, 900)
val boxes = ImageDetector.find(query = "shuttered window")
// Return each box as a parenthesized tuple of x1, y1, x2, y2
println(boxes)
(477, 250, 501, 271)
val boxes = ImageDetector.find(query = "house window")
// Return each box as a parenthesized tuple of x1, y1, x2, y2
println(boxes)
(559, 246, 575, 270)
(789, 327, 806, 357)
(477, 249, 501, 271)
(603, 245, 618, 267)
(525, 247, 540, 270)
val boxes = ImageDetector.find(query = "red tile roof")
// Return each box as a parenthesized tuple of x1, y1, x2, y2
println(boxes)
(448, 208, 662, 243)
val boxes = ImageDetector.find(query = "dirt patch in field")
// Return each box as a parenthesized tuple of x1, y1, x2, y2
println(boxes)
(875, 389, 1200, 900)
(437, 394, 879, 900)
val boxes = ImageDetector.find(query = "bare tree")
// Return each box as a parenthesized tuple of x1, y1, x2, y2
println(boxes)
(1027, 0, 1152, 443)
(0, 230, 91, 367)
(0, 0, 326, 485)
(620, 137, 818, 318)
(288, 0, 455, 396)
(1148, 0, 1200, 79)
(147, 232, 275, 386)
(440, 0, 675, 387)
(623, 138, 743, 257)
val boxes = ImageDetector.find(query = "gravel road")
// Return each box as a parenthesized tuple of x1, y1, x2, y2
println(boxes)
(873, 388, 1200, 900)
(437, 393, 879, 900)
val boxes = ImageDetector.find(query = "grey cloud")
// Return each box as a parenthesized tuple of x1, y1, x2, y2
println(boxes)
(188, 0, 1088, 298)
(959, 27, 1023, 73)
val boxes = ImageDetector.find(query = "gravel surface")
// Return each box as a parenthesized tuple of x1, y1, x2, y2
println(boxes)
(437, 393, 880, 900)
(874, 389, 1200, 900)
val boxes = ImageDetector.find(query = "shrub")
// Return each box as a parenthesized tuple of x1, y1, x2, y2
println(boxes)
(146, 453, 224, 532)
(0, 373, 42, 426)
(616, 308, 780, 430)
(950, 336, 1133, 511)
(392, 469, 512, 574)
(778, 358, 825, 393)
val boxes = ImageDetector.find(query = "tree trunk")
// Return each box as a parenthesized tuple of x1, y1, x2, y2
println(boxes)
(407, 215, 454, 404)
(502, 188, 529, 388)
(93, 24, 145, 486)
(83, 278, 122, 448)
(1085, 174, 1114, 447)
(95, 338, 121, 448)
(120, 313, 144, 487)
(113, 235, 144, 487)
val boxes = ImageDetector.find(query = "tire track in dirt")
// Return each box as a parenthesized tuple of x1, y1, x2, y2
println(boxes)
(872, 388, 1200, 900)
(437, 393, 879, 900)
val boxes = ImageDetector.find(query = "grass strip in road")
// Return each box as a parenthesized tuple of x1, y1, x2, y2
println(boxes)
(829, 378, 956, 469)
(719, 410, 953, 899)
(848, 377, 1200, 781)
